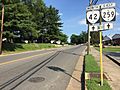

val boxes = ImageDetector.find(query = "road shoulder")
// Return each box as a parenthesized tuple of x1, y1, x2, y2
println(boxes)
(66, 49, 87, 90)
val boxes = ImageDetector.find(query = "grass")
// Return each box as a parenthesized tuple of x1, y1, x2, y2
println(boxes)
(95, 47, 120, 52)
(86, 78, 112, 90)
(85, 54, 112, 90)
(85, 54, 100, 72)
(2, 43, 56, 54)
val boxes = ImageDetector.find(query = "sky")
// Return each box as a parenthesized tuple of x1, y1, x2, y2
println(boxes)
(44, 0, 120, 42)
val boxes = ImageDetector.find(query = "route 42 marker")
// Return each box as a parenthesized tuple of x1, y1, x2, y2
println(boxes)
(89, 25, 98, 31)
(86, 10, 100, 24)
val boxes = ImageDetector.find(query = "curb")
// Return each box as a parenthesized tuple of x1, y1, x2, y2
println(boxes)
(104, 53, 120, 66)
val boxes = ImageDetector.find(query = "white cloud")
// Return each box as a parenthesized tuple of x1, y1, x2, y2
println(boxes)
(116, 12, 119, 16)
(59, 13, 63, 16)
(78, 19, 86, 26)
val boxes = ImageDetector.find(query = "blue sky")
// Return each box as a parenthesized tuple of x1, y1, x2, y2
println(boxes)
(45, 0, 120, 42)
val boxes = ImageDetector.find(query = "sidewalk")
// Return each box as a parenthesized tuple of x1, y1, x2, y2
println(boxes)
(90, 47, 120, 90)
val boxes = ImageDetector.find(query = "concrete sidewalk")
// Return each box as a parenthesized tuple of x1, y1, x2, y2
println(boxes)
(91, 47, 120, 90)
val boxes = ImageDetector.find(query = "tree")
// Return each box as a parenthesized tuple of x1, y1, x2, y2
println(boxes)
(90, 32, 100, 44)
(0, 0, 66, 44)
(2, 1, 38, 43)
(58, 32, 68, 43)
(70, 31, 87, 44)
(44, 5, 63, 42)
(79, 31, 87, 44)
(70, 34, 79, 44)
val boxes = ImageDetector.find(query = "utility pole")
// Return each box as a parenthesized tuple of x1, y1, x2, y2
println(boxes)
(0, 0, 4, 54)
(87, 0, 92, 55)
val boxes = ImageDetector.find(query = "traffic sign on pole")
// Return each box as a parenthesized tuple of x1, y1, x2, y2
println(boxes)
(86, 2, 116, 86)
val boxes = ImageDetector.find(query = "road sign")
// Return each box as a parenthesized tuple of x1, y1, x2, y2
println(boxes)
(86, 5, 100, 11)
(89, 25, 98, 31)
(101, 3, 116, 9)
(101, 8, 116, 22)
(86, 10, 100, 24)
(104, 23, 113, 30)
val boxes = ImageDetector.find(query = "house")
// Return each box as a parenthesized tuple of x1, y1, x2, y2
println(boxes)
(103, 35, 111, 45)
(112, 34, 120, 45)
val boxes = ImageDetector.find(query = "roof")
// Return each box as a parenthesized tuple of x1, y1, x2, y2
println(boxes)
(103, 35, 111, 41)
(112, 34, 120, 39)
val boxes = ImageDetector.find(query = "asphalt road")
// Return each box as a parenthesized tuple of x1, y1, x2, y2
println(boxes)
(0, 45, 86, 90)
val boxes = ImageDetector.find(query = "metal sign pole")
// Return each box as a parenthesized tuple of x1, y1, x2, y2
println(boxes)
(0, 0, 4, 55)
(99, 6, 103, 86)
(87, 0, 92, 55)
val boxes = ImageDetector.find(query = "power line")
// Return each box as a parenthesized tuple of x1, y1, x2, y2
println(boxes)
(92, 0, 99, 5)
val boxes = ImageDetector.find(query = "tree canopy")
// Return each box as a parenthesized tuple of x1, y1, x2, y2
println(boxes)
(70, 31, 88, 44)
(0, 0, 68, 43)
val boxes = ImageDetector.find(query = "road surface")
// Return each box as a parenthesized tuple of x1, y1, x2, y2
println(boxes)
(0, 45, 86, 90)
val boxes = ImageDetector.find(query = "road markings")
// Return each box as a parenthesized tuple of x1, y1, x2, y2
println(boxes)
(0, 51, 54, 66)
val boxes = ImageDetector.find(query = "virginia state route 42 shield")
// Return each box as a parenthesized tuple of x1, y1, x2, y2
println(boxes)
(86, 10, 100, 24)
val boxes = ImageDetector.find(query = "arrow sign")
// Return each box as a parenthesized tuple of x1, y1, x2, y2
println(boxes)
(104, 23, 113, 30)
(89, 25, 98, 32)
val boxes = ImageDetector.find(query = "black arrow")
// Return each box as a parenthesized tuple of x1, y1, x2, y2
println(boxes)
(92, 26, 95, 31)
(107, 23, 110, 29)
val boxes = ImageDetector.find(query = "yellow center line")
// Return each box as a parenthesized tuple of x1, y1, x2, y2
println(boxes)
(0, 51, 54, 66)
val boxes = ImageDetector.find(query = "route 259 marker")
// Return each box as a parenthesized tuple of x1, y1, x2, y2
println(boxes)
(104, 23, 113, 30)
(101, 8, 116, 22)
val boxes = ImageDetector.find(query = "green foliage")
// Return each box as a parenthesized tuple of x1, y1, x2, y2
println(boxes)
(2, 43, 56, 53)
(70, 31, 87, 44)
(85, 54, 100, 72)
(1, 0, 67, 44)
(95, 47, 120, 52)
(90, 32, 100, 44)
(70, 34, 79, 44)
(86, 78, 112, 90)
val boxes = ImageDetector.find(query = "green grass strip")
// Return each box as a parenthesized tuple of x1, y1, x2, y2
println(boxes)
(86, 78, 112, 90)
(95, 47, 120, 52)
(2, 43, 56, 54)
(85, 54, 100, 72)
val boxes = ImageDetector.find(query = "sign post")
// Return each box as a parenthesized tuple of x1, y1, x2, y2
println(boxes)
(99, 6, 103, 86)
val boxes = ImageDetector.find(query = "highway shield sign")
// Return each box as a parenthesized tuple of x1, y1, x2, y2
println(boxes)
(101, 8, 116, 22)
(86, 10, 100, 24)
